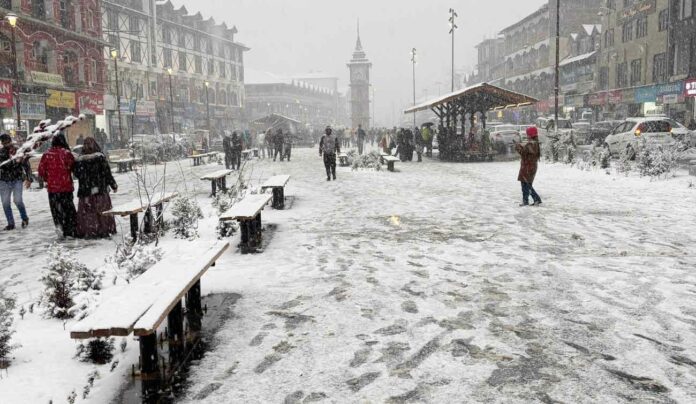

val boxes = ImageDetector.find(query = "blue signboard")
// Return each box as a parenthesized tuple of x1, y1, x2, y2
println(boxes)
(656, 81, 684, 96)
(634, 85, 657, 103)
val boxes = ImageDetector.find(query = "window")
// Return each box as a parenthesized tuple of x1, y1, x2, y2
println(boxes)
(108, 34, 118, 50)
(679, 0, 693, 20)
(32, 0, 46, 20)
(605, 28, 614, 48)
(193, 35, 201, 51)
(149, 80, 158, 98)
(219, 61, 226, 78)
(617, 62, 628, 87)
(622, 21, 633, 42)
(178, 32, 186, 48)
(206, 40, 213, 55)
(636, 16, 647, 38)
(195, 56, 202, 74)
(178, 51, 187, 71)
(62, 51, 79, 86)
(659, 9, 669, 31)
(90, 59, 97, 82)
(207, 59, 215, 75)
(130, 40, 141, 63)
(630, 59, 642, 86)
(162, 48, 172, 67)
(162, 28, 172, 45)
(653, 53, 666, 82)
(599, 67, 609, 90)
(107, 10, 118, 30)
(129, 16, 139, 33)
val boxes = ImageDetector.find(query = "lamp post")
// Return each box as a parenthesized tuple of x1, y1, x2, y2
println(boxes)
(411, 48, 417, 128)
(449, 8, 458, 92)
(6, 13, 21, 134)
(167, 68, 175, 133)
(110, 48, 124, 145)
(204, 81, 211, 132)
(553, 0, 560, 161)
(372, 87, 376, 128)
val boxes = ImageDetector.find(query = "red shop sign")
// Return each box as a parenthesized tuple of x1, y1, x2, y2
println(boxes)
(77, 91, 104, 115)
(588, 92, 607, 106)
(607, 90, 623, 104)
(0, 80, 13, 109)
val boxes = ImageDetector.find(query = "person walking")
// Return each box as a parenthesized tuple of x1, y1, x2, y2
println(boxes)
(319, 126, 340, 181)
(38, 134, 78, 238)
(73, 137, 117, 238)
(0, 133, 31, 230)
(231, 131, 243, 170)
(414, 127, 424, 162)
(264, 129, 274, 160)
(222, 133, 233, 169)
(357, 124, 366, 155)
(284, 130, 294, 162)
(257, 130, 266, 159)
(516, 127, 542, 207)
(273, 129, 285, 162)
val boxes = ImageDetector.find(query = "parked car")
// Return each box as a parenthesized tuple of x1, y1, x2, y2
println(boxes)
(573, 121, 591, 144)
(588, 120, 623, 145)
(661, 118, 695, 147)
(535, 117, 574, 145)
(604, 118, 676, 159)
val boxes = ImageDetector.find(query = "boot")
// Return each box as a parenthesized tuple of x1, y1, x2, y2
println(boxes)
(3, 224, 15, 231)
(21, 219, 28, 228)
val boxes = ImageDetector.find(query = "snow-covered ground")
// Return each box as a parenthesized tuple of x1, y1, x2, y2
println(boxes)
(2, 146, 696, 403)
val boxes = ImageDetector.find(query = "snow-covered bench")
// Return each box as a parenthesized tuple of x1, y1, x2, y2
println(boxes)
(200, 169, 233, 196)
(383, 155, 399, 172)
(112, 157, 140, 173)
(260, 175, 290, 210)
(70, 240, 229, 398)
(379, 151, 389, 165)
(188, 152, 214, 167)
(102, 191, 178, 241)
(219, 193, 272, 254)
(339, 152, 350, 167)
(251, 148, 259, 158)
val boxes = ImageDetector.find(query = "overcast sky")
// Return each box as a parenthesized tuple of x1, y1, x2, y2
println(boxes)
(179, 0, 547, 126)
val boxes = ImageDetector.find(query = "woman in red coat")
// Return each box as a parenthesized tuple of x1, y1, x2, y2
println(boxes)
(38, 134, 78, 238)
(516, 127, 542, 206)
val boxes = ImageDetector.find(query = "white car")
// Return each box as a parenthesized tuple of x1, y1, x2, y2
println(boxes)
(536, 117, 574, 145)
(604, 118, 676, 159)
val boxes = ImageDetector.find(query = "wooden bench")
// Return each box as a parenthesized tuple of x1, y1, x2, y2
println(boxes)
(109, 148, 131, 161)
(339, 152, 350, 167)
(260, 175, 290, 210)
(383, 155, 399, 172)
(201, 169, 233, 196)
(241, 149, 252, 160)
(70, 241, 229, 399)
(112, 157, 140, 173)
(102, 192, 178, 241)
(379, 152, 389, 165)
(219, 193, 272, 254)
(188, 152, 214, 167)
(251, 148, 259, 158)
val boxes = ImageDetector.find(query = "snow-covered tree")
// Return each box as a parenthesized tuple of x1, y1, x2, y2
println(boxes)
(109, 241, 163, 280)
(351, 151, 383, 171)
(170, 195, 203, 240)
(75, 338, 114, 365)
(637, 138, 679, 179)
(0, 286, 18, 367)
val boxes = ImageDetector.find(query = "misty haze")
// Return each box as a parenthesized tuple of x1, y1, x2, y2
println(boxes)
(1, 0, 696, 403)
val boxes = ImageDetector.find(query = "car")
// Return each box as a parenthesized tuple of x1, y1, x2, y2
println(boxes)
(490, 129, 522, 154)
(661, 118, 694, 147)
(588, 120, 623, 145)
(573, 121, 591, 144)
(535, 117, 574, 145)
(603, 118, 676, 159)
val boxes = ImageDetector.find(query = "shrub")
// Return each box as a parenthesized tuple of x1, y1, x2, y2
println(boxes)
(170, 195, 203, 240)
(637, 139, 679, 179)
(108, 241, 163, 280)
(75, 338, 114, 365)
(351, 151, 383, 171)
(0, 286, 18, 367)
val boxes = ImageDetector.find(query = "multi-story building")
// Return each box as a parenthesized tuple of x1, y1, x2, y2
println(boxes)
(244, 69, 338, 129)
(0, 0, 105, 134)
(670, 0, 696, 122)
(467, 37, 505, 86)
(593, 0, 672, 119)
(102, 0, 248, 143)
(559, 24, 601, 117)
(347, 30, 371, 129)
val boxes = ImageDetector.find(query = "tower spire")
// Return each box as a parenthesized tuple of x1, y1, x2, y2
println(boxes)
(355, 18, 363, 52)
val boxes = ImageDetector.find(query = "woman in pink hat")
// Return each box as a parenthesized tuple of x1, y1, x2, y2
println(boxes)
(516, 127, 542, 206)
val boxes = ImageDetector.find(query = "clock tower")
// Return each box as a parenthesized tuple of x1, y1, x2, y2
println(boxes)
(347, 22, 372, 129)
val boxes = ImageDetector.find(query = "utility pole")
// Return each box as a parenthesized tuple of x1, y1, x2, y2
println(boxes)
(204, 81, 211, 132)
(449, 8, 458, 92)
(554, 0, 561, 161)
(5, 13, 21, 135)
(111, 49, 123, 145)
(411, 48, 417, 128)
(167, 68, 175, 133)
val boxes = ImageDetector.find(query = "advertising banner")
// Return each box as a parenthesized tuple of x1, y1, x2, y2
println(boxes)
(19, 94, 46, 120)
(77, 91, 104, 115)
(0, 80, 13, 108)
(684, 79, 696, 97)
(135, 100, 156, 116)
(31, 71, 64, 87)
(46, 90, 75, 109)
(635, 85, 658, 103)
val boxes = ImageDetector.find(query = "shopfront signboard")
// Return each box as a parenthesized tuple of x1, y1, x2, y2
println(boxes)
(30, 71, 64, 87)
(77, 91, 104, 115)
(684, 78, 696, 97)
(136, 100, 156, 116)
(635, 85, 658, 103)
(0, 80, 13, 108)
(19, 94, 46, 120)
(46, 90, 75, 109)
(588, 92, 607, 106)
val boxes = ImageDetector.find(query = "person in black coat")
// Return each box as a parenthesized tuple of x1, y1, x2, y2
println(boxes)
(0, 133, 31, 230)
(231, 132, 243, 170)
(222, 133, 233, 169)
(273, 129, 285, 162)
(73, 137, 118, 238)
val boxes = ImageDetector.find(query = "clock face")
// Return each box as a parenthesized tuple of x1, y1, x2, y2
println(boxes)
(352, 69, 365, 82)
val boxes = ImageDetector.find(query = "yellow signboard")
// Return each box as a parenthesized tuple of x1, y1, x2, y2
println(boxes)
(30, 71, 64, 87)
(46, 90, 75, 109)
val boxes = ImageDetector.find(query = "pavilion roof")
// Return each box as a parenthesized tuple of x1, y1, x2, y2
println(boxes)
(403, 83, 538, 114)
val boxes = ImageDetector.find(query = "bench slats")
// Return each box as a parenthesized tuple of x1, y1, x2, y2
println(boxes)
(201, 169, 233, 181)
(103, 191, 178, 217)
(70, 241, 229, 339)
(383, 156, 399, 162)
(260, 175, 290, 189)
(219, 194, 272, 220)
(132, 242, 229, 336)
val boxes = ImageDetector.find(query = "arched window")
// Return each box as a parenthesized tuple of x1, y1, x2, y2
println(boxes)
(32, 41, 51, 72)
(230, 91, 238, 106)
(63, 50, 79, 86)
(218, 90, 226, 105)
(208, 89, 216, 104)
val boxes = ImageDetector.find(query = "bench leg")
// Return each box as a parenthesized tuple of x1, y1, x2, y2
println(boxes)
(139, 333, 160, 399)
(211, 180, 217, 197)
(221, 177, 227, 192)
(239, 219, 250, 254)
(387, 162, 394, 172)
(186, 280, 203, 335)
(144, 208, 154, 234)
(255, 213, 263, 247)
(155, 203, 164, 230)
(129, 214, 139, 241)
(272, 188, 284, 210)
(167, 300, 184, 364)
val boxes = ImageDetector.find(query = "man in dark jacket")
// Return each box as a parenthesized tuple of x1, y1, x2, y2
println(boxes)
(39, 134, 77, 237)
(319, 126, 340, 181)
(357, 124, 367, 155)
(231, 132, 243, 170)
(0, 133, 31, 230)
(273, 129, 285, 162)
(222, 133, 233, 169)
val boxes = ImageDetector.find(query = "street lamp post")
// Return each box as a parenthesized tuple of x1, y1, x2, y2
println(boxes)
(6, 13, 21, 134)
(411, 48, 417, 128)
(449, 8, 458, 92)
(167, 68, 175, 133)
(554, 0, 561, 161)
(372, 87, 376, 128)
(110, 48, 123, 145)
(204, 81, 211, 132)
